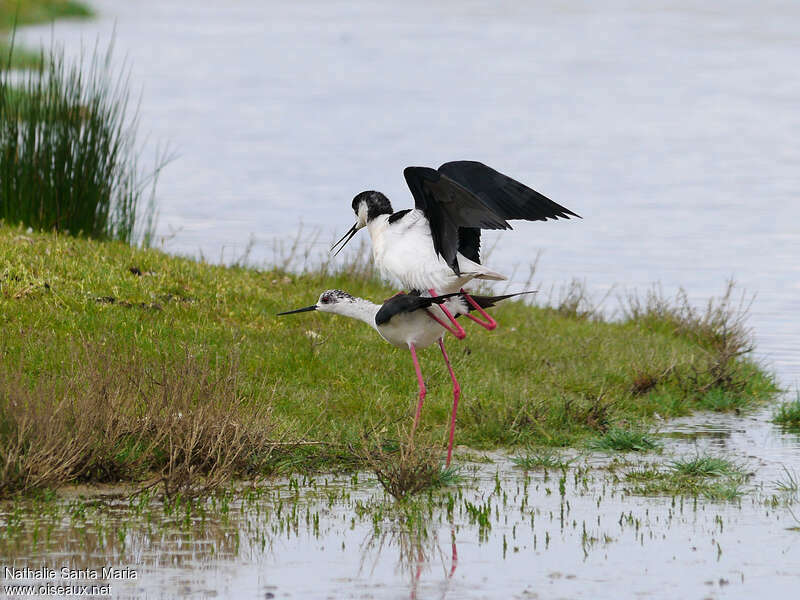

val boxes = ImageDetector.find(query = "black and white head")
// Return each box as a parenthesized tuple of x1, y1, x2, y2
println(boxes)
(331, 191, 392, 256)
(276, 289, 356, 316)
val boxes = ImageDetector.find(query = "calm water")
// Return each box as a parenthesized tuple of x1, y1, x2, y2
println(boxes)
(2, 412, 799, 599)
(10, 1, 800, 598)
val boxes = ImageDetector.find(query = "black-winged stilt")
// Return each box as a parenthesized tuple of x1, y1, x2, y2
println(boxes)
(330, 161, 579, 335)
(277, 289, 531, 465)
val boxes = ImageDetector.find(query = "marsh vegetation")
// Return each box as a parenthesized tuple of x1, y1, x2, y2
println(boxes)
(0, 225, 779, 499)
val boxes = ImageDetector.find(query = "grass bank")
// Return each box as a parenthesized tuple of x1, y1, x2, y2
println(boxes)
(0, 225, 779, 497)
(1, 0, 93, 69)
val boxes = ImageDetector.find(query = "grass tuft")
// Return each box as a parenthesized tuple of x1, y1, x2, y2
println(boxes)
(773, 395, 800, 430)
(588, 428, 659, 453)
(512, 448, 574, 470)
(360, 434, 450, 500)
(622, 281, 772, 408)
(669, 455, 741, 478)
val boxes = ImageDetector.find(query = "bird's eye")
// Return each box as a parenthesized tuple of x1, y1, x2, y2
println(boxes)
(321, 296, 330, 304)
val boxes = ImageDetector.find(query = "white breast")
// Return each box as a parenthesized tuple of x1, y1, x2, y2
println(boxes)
(368, 211, 484, 293)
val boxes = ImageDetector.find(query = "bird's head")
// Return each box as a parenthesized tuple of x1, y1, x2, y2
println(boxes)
(330, 191, 392, 256)
(276, 289, 356, 317)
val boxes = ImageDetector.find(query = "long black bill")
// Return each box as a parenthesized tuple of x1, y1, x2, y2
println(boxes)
(276, 305, 317, 316)
(330, 223, 358, 256)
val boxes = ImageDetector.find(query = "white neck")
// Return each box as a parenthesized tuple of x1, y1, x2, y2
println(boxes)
(328, 298, 381, 329)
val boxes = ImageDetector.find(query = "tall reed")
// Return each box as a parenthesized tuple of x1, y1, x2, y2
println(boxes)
(0, 37, 162, 244)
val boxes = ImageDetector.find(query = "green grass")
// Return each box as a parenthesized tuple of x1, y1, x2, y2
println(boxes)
(624, 454, 749, 500)
(774, 466, 799, 495)
(0, 226, 780, 496)
(669, 455, 741, 478)
(1, 39, 162, 244)
(1, 1, 94, 69)
(587, 428, 660, 453)
(512, 448, 574, 470)
(773, 395, 800, 430)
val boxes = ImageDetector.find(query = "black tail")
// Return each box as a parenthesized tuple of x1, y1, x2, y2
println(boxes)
(465, 291, 536, 311)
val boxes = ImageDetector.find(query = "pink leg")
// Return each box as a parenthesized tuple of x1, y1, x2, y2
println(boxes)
(409, 344, 426, 433)
(449, 527, 458, 578)
(438, 338, 461, 467)
(461, 288, 498, 330)
(425, 288, 466, 340)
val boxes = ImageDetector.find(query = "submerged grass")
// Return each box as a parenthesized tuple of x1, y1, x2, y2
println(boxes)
(512, 448, 574, 470)
(0, 225, 780, 496)
(588, 428, 660, 453)
(624, 454, 749, 500)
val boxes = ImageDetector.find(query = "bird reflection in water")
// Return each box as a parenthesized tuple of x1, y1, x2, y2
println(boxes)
(359, 516, 458, 599)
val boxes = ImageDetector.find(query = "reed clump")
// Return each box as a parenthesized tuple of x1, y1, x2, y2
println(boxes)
(1, 38, 162, 244)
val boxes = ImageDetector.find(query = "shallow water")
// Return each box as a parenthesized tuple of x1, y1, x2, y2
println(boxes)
(2, 409, 799, 599)
(8, 1, 800, 598)
(16, 0, 800, 385)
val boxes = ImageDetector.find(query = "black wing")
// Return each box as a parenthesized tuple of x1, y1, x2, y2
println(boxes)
(375, 292, 462, 326)
(458, 227, 481, 264)
(404, 162, 579, 273)
(404, 166, 510, 273)
(438, 161, 580, 221)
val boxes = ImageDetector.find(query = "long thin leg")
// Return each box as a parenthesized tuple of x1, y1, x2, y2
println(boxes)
(438, 338, 460, 467)
(461, 288, 497, 330)
(409, 344, 426, 433)
(425, 288, 466, 340)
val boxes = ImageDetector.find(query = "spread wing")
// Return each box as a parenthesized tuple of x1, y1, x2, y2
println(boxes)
(404, 162, 579, 273)
(438, 161, 581, 222)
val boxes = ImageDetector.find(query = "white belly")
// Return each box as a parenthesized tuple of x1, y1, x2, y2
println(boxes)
(369, 211, 480, 293)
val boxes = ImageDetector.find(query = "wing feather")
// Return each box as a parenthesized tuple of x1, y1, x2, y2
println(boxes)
(438, 161, 581, 221)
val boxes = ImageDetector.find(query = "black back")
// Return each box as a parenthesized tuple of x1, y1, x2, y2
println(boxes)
(374, 290, 533, 326)
(375, 292, 461, 326)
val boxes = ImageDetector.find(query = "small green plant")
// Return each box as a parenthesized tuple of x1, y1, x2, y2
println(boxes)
(512, 448, 574, 470)
(588, 428, 659, 452)
(773, 395, 800, 430)
(669, 455, 741, 478)
(774, 466, 799, 495)
(0, 37, 165, 244)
